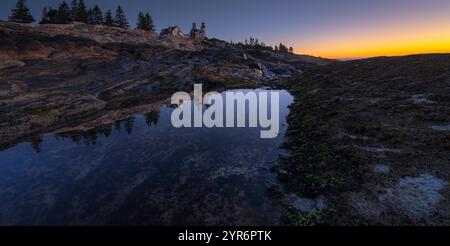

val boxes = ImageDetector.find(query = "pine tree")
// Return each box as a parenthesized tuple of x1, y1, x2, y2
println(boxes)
(40, 7, 58, 24)
(75, 0, 88, 23)
(90, 5, 103, 25)
(278, 43, 288, 53)
(8, 0, 34, 23)
(87, 9, 94, 24)
(136, 12, 145, 30)
(288, 47, 294, 53)
(56, 1, 72, 24)
(145, 13, 155, 32)
(103, 9, 114, 26)
(114, 5, 129, 28)
(136, 12, 154, 31)
(70, 0, 78, 20)
(40, 7, 49, 24)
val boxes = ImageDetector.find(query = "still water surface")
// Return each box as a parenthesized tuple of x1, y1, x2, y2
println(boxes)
(0, 89, 293, 225)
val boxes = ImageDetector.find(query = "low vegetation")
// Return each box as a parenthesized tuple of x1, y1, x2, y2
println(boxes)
(278, 54, 450, 225)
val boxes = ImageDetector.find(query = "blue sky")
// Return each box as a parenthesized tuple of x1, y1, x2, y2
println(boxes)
(2, 0, 450, 58)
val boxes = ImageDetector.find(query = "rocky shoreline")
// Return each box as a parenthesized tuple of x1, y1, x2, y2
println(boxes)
(0, 21, 328, 150)
(277, 54, 450, 225)
(2, 21, 448, 226)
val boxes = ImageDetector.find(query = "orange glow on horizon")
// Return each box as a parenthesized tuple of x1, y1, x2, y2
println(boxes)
(300, 37, 450, 59)
(291, 11, 450, 59)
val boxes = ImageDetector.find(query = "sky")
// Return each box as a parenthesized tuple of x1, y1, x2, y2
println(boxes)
(1, 0, 450, 59)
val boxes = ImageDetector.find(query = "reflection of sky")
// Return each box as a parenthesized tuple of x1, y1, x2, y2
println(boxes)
(0, 89, 293, 225)
(1, 0, 449, 58)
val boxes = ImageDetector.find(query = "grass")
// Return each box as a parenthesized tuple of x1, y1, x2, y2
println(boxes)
(283, 209, 327, 226)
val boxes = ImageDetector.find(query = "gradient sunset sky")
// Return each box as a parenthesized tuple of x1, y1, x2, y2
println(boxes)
(1, 0, 449, 59)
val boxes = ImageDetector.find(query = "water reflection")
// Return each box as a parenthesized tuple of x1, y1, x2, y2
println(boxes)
(29, 112, 161, 152)
(0, 89, 293, 226)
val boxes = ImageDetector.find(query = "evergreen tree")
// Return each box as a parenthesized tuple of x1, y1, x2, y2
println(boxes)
(56, 1, 72, 24)
(40, 7, 58, 24)
(40, 7, 49, 24)
(114, 5, 129, 28)
(8, 0, 34, 23)
(87, 8, 94, 24)
(136, 12, 145, 30)
(70, 0, 78, 20)
(278, 43, 289, 53)
(90, 5, 103, 25)
(136, 12, 154, 31)
(289, 46, 294, 53)
(75, 0, 88, 23)
(103, 9, 114, 26)
(145, 13, 155, 32)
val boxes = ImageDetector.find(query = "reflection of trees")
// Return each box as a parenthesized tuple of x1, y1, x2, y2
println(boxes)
(113, 117, 135, 134)
(83, 130, 98, 145)
(30, 136, 43, 153)
(144, 111, 159, 127)
(70, 134, 81, 144)
(114, 120, 121, 132)
(56, 123, 114, 146)
(123, 117, 135, 135)
(52, 112, 160, 147)
(98, 124, 113, 138)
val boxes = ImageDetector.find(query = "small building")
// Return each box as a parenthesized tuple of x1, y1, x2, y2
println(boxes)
(160, 25, 184, 37)
(190, 22, 206, 39)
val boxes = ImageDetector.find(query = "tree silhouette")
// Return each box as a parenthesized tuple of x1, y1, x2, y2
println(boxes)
(90, 5, 103, 25)
(99, 124, 113, 138)
(56, 1, 72, 24)
(9, 0, 34, 23)
(103, 9, 114, 26)
(137, 12, 154, 31)
(40, 6, 58, 24)
(30, 136, 43, 153)
(40, 7, 49, 24)
(145, 112, 160, 127)
(124, 117, 135, 135)
(74, 0, 88, 23)
(70, 133, 82, 144)
(145, 13, 155, 31)
(137, 12, 144, 29)
(70, 0, 78, 20)
(87, 8, 93, 24)
(83, 130, 98, 145)
(114, 5, 129, 28)
(277, 43, 289, 53)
